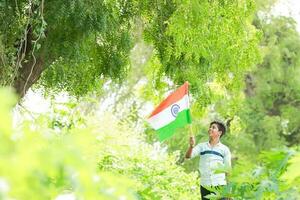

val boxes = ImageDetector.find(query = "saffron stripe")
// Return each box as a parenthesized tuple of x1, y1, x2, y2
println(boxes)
(157, 109, 192, 141)
(149, 82, 189, 118)
(147, 95, 189, 129)
(200, 150, 224, 158)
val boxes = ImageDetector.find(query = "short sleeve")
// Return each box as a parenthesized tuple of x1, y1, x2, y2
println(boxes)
(191, 143, 202, 158)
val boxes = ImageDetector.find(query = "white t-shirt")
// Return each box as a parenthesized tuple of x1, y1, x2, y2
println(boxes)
(191, 141, 231, 187)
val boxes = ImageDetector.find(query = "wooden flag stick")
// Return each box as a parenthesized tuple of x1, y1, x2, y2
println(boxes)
(189, 124, 194, 137)
(186, 81, 193, 138)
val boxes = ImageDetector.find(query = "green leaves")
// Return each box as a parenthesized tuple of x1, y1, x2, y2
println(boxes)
(0, 88, 200, 199)
(281, 152, 300, 184)
(240, 16, 300, 149)
(0, 87, 16, 136)
(38, 0, 136, 96)
(224, 148, 300, 199)
(0, 0, 139, 97)
(143, 0, 261, 110)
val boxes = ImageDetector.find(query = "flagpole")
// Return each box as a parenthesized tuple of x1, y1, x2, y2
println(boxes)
(187, 81, 193, 138)
(189, 124, 193, 137)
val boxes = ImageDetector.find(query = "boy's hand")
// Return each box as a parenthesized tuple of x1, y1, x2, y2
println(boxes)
(189, 136, 195, 147)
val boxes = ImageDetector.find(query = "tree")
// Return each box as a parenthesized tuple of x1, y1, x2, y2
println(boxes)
(142, 0, 261, 109)
(241, 16, 300, 149)
(1, 0, 261, 101)
(0, 0, 137, 97)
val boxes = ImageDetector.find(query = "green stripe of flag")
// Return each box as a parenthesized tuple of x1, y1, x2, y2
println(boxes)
(157, 109, 192, 141)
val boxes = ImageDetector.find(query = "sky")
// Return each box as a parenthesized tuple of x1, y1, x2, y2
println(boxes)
(272, 0, 300, 32)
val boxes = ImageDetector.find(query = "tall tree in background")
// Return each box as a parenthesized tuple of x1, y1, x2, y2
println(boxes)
(242, 16, 300, 149)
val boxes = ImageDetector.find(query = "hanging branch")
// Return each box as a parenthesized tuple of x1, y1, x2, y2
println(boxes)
(23, 0, 45, 96)
(12, 0, 46, 98)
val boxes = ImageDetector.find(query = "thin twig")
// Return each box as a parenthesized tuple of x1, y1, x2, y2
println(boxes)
(10, 0, 32, 86)
(23, 0, 45, 96)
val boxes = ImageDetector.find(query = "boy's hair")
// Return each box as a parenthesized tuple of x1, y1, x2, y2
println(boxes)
(210, 121, 226, 137)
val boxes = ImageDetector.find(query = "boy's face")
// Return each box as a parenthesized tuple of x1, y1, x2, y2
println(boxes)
(208, 123, 222, 139)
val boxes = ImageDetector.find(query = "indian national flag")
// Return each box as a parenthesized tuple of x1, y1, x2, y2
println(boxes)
(148, 82, 192, 141)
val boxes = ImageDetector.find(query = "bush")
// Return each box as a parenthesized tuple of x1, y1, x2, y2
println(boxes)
(0, 88, 199, 200)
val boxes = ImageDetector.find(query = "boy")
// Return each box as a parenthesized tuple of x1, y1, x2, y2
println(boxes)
(185, 121, 231, 200)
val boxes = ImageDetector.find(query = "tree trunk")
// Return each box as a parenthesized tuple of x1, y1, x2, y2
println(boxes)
(244, 73, 255, 97)
(12, 20, 46, 98)
(13, 56, 45, 98)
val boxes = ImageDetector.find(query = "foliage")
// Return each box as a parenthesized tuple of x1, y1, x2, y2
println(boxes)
(240, 16, 300, 150)
(2, 82, 300, 200)
(216, 148, 300, 199)
(0, 0, 138, 96)
(134, 0, 263, 153)
(2, 0, 300, 199)
(0, 88, 200, 199)
(142, 0, 261, 109)
(1, 0, 261, 100)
